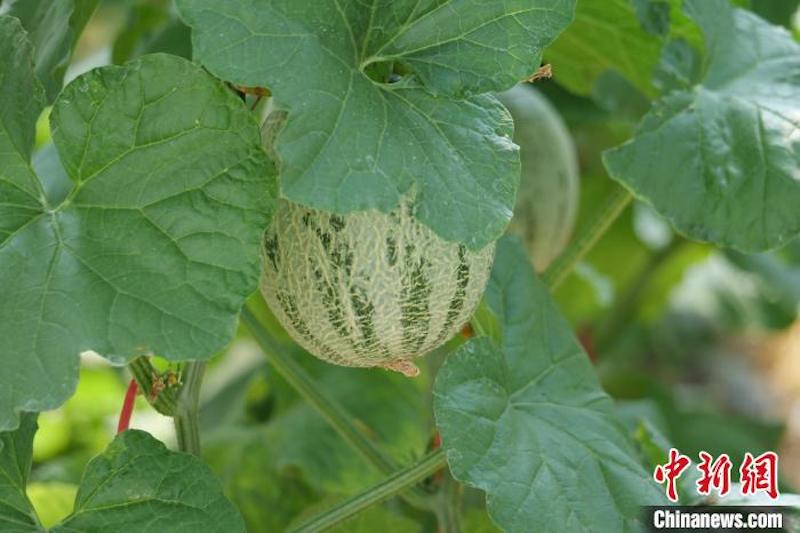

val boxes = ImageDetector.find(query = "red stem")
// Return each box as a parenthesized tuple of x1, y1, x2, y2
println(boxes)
(117, 378, 139, 433)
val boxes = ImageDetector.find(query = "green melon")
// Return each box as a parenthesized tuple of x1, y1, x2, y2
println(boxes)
(259, 199, 495, 375)
(497, 84, 579, 271)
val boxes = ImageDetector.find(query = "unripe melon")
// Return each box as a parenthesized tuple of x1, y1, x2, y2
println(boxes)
(496, 84, 579, 271)
(259, 199, 495, 375)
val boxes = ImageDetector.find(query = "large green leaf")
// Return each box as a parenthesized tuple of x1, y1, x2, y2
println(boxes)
(0, 414, 39, 531)
(204, 427, 319, 532)
(545, 0, 664, 97)
(0, 18, 275, 431)
(604, 0, 800, 252)
(717, 241, 800, 328)
(112, 1, 192, 65)
(7, 0, 99, 102)
(1, 421, 245, 531)
(251, 342, 429, 495)
(748, 0, 800, 28)
(270, 364, 429, 495)
(433, 236, 664, 532)
(52, 430, 245, 532)
(545, 0, 703, 98)
(177, 0, 576, 249)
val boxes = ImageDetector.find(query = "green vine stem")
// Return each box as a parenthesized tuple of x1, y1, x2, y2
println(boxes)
(434, 470, 464, 533)
(240, 305, 433, 509)
(290, 449, 447, 533)
(173, 361, 206, 455)
(542, 187, 633, 290)
(128, 357, 178, 416)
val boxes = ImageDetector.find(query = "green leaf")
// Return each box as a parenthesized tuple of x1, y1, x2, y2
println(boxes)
(1, 420, 244, 531)
(651, 37, 702, 92)
(470, 299, 502, 345)
(748, 0, 800, 29)
(604, 0, 800, 252)
(138, 18, 192, 60)
(112, 2, 192, 64)
(269, 355, 429, 495)
(0, 23, 275, 430)
(177, 0, 576, 249)
(0, 17, 44, 162)
(7, 0, 99, 102)
(591, 70, 651, 120)
(112, 2, 170, 65)
(545, 0, 664, 97)
(31, 143, 71, 206)
(632, 0, 671, 36)
(0, 414, 40, 531)
(204, 427, 319, 532)
(178, 0, 575, 96)
(665, 409, 784, 461)
(52, 430, 245, 532)
(433, 236, 664, 532)
(724, 243, 800, 325)
(545, 0, 703, 98)
(623, 408, 702, 504)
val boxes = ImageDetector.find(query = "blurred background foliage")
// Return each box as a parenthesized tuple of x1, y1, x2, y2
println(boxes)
(11, 0, 800, 530)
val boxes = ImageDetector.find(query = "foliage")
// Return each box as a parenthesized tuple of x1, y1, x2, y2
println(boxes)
(175, 0, 578, 249)
(435, 237, 665, 531)
(0, 18, 275, 429)
(605, 0, 800, 252)
(0, 416, 245, 531)
(0, 0, 798, 531)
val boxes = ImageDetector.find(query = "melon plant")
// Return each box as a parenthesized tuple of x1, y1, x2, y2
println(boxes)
(259, 198, 495, 376)
(3, 1, 799, 532)
(497, 84, 580, 271)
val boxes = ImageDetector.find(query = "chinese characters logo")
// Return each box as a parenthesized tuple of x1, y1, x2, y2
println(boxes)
(653, 449, 779, 502)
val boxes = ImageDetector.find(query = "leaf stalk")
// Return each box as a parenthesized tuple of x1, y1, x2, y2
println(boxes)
(173, 361, 206, 455)
(543, 186, 633, 290)
(290, 449, 447, 532)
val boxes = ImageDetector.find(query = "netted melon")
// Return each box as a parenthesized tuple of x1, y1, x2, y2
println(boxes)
(497, 84, 579, 271)
(259, 199, 495, 376)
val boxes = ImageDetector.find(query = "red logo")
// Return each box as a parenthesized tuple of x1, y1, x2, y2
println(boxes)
(653, 448, 691, 502)
(740, 451, 779, 500)
(696, 452, 732, 497)
(654, 450, 780, 502)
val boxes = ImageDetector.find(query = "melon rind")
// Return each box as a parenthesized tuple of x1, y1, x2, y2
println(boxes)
(260, 199, 495, 372)
(497, 84, 579, 272)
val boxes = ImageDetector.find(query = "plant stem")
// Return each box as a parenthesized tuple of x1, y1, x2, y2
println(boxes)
(128, 356, 178, 416)
(116, 379, 139, 433)
(435, 470, 464, 533)
(240, 305, 432, 509)
(290, 449, 447, 533)
(543, 187, 633, 290)
(173, 361, 206, 455)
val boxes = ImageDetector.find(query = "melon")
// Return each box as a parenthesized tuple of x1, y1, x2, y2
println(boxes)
(259, 198, 495, 375)
(497, 84, 579, 271)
